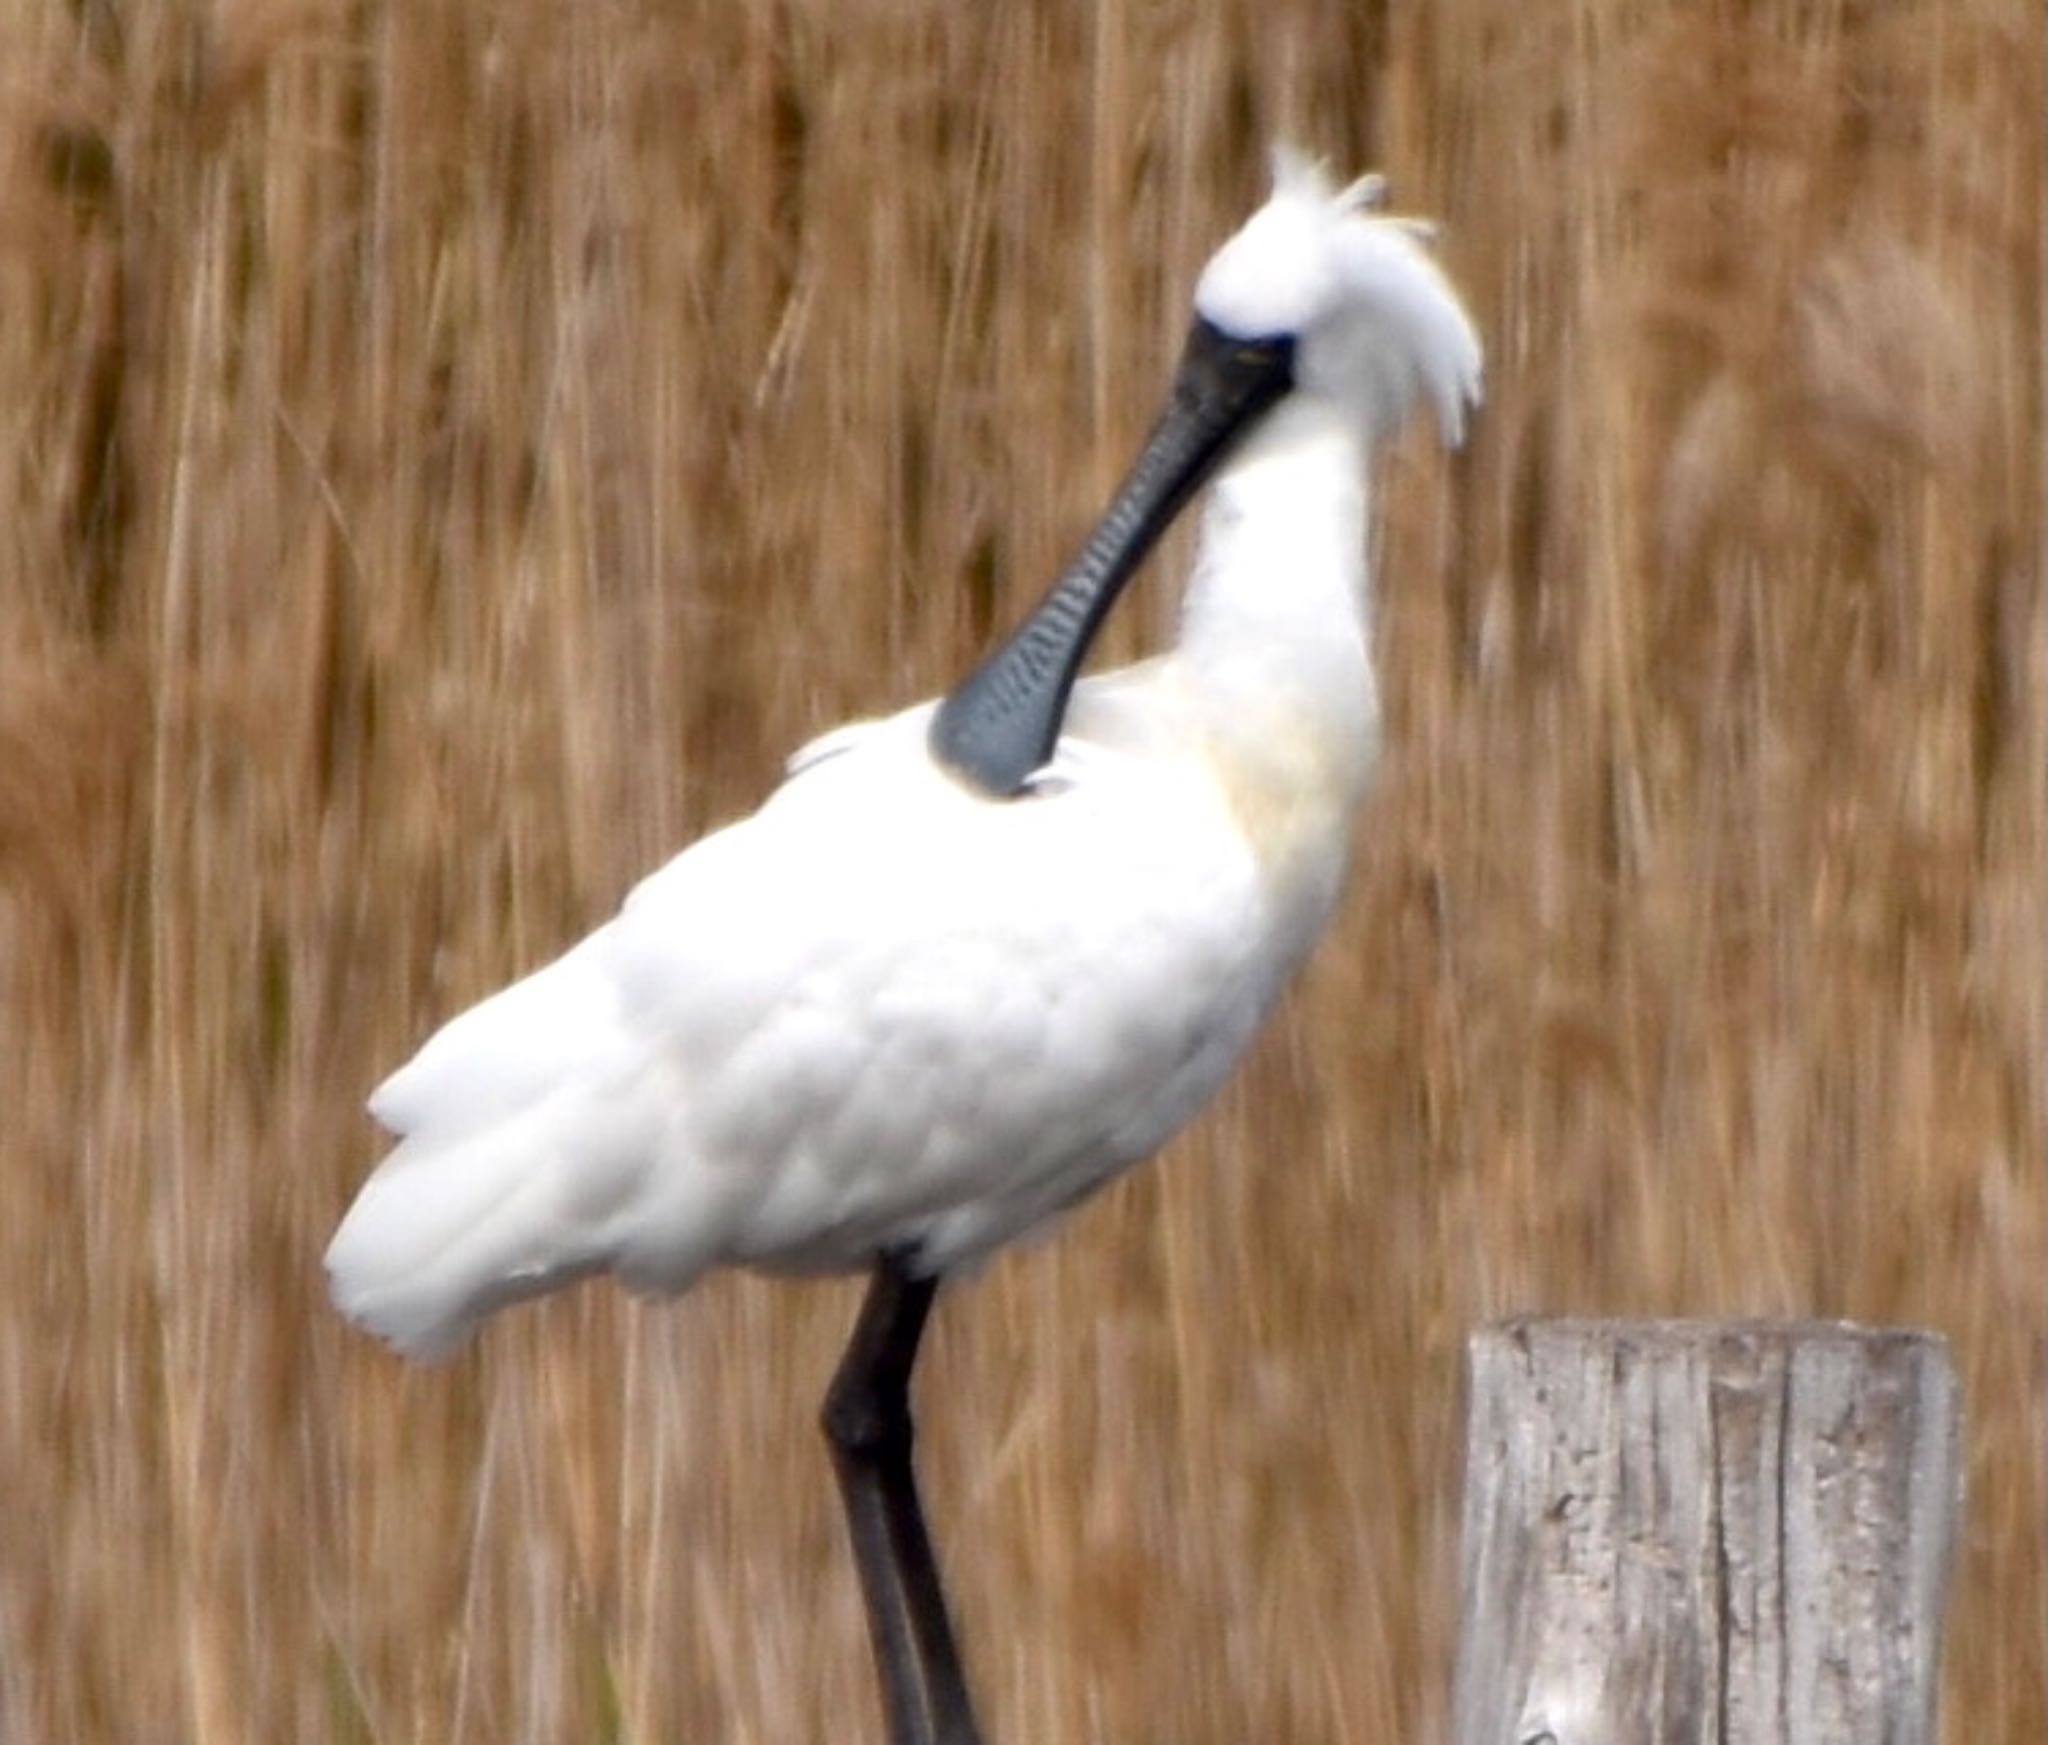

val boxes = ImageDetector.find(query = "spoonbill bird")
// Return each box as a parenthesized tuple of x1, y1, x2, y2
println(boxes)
(327, 149, 1480, 1744)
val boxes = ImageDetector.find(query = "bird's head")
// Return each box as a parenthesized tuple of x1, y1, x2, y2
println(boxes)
(1190, 145, 1483, 449)
(929, 147, 1481, 795)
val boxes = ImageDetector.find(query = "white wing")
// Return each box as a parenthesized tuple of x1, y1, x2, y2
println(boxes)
(326, 687, 1282, 1358)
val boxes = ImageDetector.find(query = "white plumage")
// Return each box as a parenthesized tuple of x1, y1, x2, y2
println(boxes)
(326, 151, 1482, 1361)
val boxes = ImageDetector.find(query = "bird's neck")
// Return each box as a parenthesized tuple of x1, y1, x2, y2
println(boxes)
(1171, 396, 1379, 804)
(1160, 398, 1380, 937)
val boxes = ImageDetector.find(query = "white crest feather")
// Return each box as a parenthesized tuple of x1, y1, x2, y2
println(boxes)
(1336, 171, 1388, 213)
(1267, 142, 1334, 199)
(1195, 143, 1481, 447)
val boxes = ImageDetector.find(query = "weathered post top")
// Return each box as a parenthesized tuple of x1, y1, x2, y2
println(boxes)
(1453, 1318, 1960, 1745)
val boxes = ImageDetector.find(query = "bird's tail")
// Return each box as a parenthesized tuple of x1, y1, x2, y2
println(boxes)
(324, 1085, 715, 1359)
(323, 1120, 590, 1359)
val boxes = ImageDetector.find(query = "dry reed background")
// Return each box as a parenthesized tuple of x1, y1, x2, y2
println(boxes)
(0, 0, 2037, 1740)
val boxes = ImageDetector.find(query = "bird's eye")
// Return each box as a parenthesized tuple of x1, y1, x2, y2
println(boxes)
(1231, 334, 1295, 370)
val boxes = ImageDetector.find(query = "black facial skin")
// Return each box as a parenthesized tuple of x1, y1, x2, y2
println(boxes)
(928, 319, 1297, 797)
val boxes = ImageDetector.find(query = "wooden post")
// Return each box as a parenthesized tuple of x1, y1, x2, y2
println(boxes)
(1452, 1320, 1960, 1745)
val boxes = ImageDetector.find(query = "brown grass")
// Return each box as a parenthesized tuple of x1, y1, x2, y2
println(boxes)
(0, 0, 2037, 1739)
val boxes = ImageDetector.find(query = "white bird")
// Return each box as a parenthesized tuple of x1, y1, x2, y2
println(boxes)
(327, 148, 1480, 1745)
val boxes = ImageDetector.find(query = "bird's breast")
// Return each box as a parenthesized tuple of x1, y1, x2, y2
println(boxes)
(1192, 684, 1378, 952)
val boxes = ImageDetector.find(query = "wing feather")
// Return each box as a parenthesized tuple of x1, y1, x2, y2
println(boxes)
(332, 682, 1283, 1350)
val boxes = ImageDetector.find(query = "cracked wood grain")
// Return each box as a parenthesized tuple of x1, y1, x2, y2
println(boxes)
(1452, 1320, 1959, 1745)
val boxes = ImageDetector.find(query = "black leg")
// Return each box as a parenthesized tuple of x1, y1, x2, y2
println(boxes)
(823, 1257, 983, 1745)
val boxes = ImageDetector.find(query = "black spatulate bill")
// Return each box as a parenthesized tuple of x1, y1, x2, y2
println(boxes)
(929, 319, 1296, 797)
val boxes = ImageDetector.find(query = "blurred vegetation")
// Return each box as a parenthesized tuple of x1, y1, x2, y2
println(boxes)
(0, 0, 2036, 1739)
